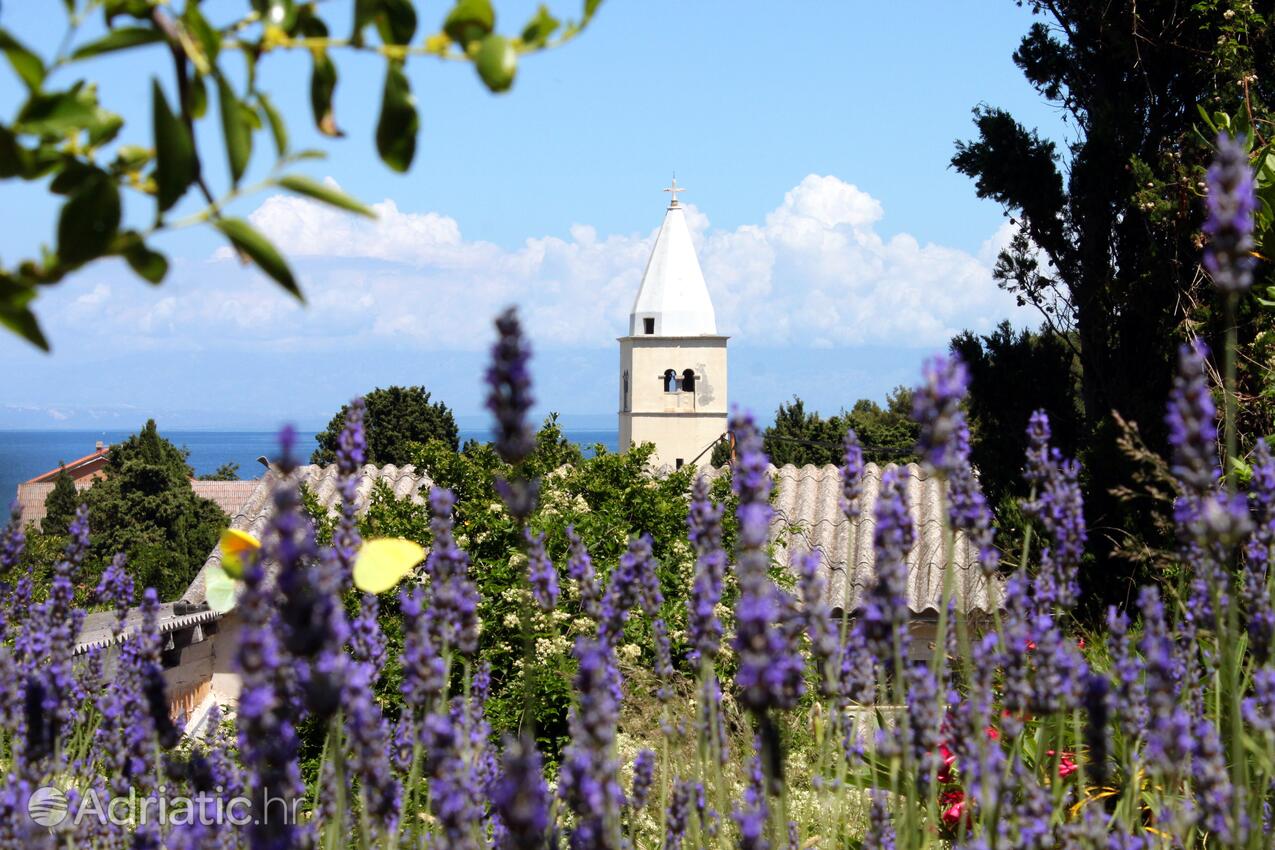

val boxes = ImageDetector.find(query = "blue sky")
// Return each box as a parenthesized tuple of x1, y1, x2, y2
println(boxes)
(0, 1, 1065, 430)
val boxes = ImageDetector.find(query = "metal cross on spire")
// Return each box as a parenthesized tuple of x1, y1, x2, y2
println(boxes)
(664, 176, 685, 207)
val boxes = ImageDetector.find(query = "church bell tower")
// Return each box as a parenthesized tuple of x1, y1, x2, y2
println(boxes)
(618, 180, 728, 470)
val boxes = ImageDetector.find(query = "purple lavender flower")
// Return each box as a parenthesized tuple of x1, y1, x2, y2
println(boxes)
(558, 637, 624, 850)
(1138, 586, 1192, 771)
(1166, 340, 1219, 495)
(493, 735, 550, 850)
(1024, 409, 1051, 486)
(487, 307, 539, 520)
(796, 549, 839, 695)
(1204, 132, 1258, 293)
(234, 432, 306, 850)
(733, 580, 806, 713)
(1106, 606, 1148, 745)
(864, 791, 895, 850)
(524, 528, 559, 612)
(1022, 412, 1085, 610)
(912, 355, 969, 476)
(0, 500, 24, 639)
(423, 707, 484, 850)
(424, 487, 480, 656)
(687, 475, 727, 665)
(906, 662, 943, 792)
(400, 586, 445, 715)
(838, 619, 875, 705)
(94, 552, 134, 637)
(733, 749, 771, 850)
(349, 592, 387, 673)
(332, 397, 366, 587)
(566, 526, 601, 620)
(1246, 440, 1275, 661)
(628, 749, 655, 811)
(599, 535, 655, 648)
(861, 467, 914, 677)
(840, 428, 865, 517)
(946, 419, 999, 574)
(487, 306, 536, 466)
(730, 410, 806, 715)
(665, 779, 693, 850)
(344, 661, 401, 835)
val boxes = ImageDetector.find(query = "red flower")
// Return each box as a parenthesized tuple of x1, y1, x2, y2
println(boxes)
(1076, 637, 1086, 651)
(940, 789, 971, 829)
(937, 742, 958, 783)
(985, 725, 1000, 741)
(1046, 750, 1078, 779)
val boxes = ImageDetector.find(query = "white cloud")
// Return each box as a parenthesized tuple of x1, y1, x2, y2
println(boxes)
(43, 174, 1031, 352)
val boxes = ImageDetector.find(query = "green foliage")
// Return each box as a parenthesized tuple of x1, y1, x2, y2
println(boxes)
(951, 0, 1274, 612)
(0, 1, 604, 350)
(950, 321, 1082, 509)
(41, 465, 80, 533)
(198, 462, 240, 481)
(81, 420, 227, 601)
(350, 415, 708, 757)
(311, 385, 460, 466)
(719, 394, 920, 469)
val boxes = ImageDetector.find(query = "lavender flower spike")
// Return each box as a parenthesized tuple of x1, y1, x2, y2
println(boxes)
(1166, 340, 1218, 495)
(1204, 132, 1257, 293)
(861, 467, 915, 675)
(840, 427, 865, 517)
(487, 306, 535, 465)
(524, 528, 559, 612)
(493, 735, 550, 850)
(912, 355, 969, 477)
(686, 475, 726, 664)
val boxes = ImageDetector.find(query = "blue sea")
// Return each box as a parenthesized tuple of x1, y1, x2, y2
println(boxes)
(0, 429, 620, 505)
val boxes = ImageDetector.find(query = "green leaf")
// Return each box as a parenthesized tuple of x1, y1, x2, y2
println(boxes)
(309, 52, 342, 137)
(112, 231, 169, 284)
(583, 0, 603, 21)
(0, 299, 49, 350)
(217, 75, 252, 184)
(256, 92, 288, 157)
(70, 26, 162, 60)
(0, 28, 45, 89)
(444, 0, 495, 46)
(521, 5, 560, 47)
(375, 61, 418, 172)
(276, 175, 375, 217)
(189, 73, 208, 120)
(183, 5, 221, 64)
(475, 34, 516, 93)
(57, 169, 121, 266)
(352, 0, 379, 43)
(151, 78, 196, 212)
(0, 127, 31, 178)
(376, 0, 418, 44)
(215, 217, 302, 300)
(14, 91, 98, 135)
(103, 0, 153, 23)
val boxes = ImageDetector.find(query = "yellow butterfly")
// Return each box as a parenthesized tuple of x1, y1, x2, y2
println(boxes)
(206, 564, 241, 615)
(219, 528, 261, 579)
(354, 538, 425, 594)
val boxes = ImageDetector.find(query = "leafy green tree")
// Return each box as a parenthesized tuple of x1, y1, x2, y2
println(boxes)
(41, 465, 80, 533)
(312, 386, 460, 467)
(950, 321, 1082, 512)
(198, 462, 241, 481)
(84, 420, 227, 601)
(711, 393, 920, 468)
(950, 0, 1273, 609)
(0, 1, 603, 349)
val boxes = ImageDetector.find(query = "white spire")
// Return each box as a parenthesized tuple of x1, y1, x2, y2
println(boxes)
(629, 179, 717, 336)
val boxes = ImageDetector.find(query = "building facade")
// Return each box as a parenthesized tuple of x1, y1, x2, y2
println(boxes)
(618, 181, 728, 470)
